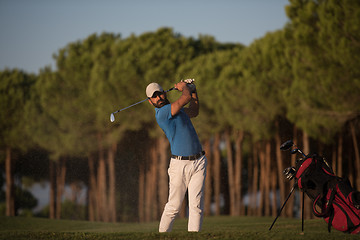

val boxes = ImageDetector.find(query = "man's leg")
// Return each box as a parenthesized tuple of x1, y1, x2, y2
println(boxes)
(159, 159, 188, 232)
(187, 156, 207, 232)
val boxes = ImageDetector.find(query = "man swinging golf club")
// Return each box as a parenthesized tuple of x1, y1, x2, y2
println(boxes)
(146, 79, 207, 232)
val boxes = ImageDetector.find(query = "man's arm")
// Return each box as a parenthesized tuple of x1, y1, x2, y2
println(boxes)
(171, 81, 199, 118)
(171, 81, 192, 117)
(183, 91, 199, 118)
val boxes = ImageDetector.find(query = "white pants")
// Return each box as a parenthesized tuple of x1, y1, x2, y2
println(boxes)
(159, 155, 207, 232)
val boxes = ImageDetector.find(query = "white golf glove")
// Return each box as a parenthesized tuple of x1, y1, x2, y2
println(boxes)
(181, 79, 196, 93)
(182, 79, 195, 84)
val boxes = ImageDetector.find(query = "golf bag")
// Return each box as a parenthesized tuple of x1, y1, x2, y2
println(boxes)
(295, 153, 360, 234)
(269, 140, 360, 234)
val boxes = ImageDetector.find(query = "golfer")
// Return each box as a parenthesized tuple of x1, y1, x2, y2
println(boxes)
(146, 80, 207, 232)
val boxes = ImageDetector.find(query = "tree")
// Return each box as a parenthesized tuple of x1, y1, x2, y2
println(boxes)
(25, 33, 104, 218)
(0, 69, 36, 216)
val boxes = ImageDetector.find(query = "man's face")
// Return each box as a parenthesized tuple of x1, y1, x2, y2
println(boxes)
(149, 91, 169, 108)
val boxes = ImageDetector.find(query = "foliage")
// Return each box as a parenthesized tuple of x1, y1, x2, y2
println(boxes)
(0, 69, 36, 150)
(218, 30, 292, 140)
(176, 46, 245, 139)
(60, 199, 87, 221)
(14, 187, 37, 214)
(34, 200, 87, 221)
(0, 185, 37, 216)
(284, 0, 360, 142)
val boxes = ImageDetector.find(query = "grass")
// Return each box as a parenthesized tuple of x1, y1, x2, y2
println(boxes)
(0, 215, 359, 240)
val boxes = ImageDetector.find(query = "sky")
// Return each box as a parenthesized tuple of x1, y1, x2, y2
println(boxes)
(0, 0, 290, 74)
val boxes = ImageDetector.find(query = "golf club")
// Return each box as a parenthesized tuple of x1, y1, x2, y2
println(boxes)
(110, 87, 176, 122)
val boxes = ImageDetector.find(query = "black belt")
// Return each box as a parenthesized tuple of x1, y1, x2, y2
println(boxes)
(171, 151, 205, 160)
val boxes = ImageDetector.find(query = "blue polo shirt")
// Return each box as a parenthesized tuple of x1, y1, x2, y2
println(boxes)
(155, 104, 202, 156)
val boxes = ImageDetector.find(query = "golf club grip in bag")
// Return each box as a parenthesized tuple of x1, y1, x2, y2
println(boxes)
(295, 154, 360, 234)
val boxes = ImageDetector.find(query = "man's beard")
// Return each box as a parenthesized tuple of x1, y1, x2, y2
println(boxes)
(152, 98, 170, 108)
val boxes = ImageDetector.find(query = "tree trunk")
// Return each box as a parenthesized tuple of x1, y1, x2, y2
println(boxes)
(88, 154, 97, 221)
(271, 166, 277, 217)
(152, 142, 160, 220)
(144, 144, 158, 222)
(56, 158, 67, 219)
(158, 136, 169, 216)
(235, 130, 244, 215)
(49, 160, 56, 219)
(204, 139, 212, 216)
(144, 147, 151, 222)
(252, 142, 259, 216)
(5, 147, 15, 217)
(264, 141, 271, 216)
(107, 143, 117, 222)
(97, 133, 108, 222)
(225, 129, 236, 216)
(350, 121, 360, 189)
(337, 133, 343, 177)
(97, 156, 107, 222)
(286, 126, 297, 218)
(247, 151, 253, 216)
(258, 142, 266, 216)
(348, 151, 354, 186)
(302, 132, 312, 219)
(275, 122, 285, 213)
(213, 133, 221, 215)
(332, 146, 337, 176)
(138, 162, 145, 222)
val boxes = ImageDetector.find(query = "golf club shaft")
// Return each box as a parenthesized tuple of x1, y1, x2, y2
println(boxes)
(113, 87, 176, 114)
(269, 186, 295, 230)
(110, 87, 177, 122)
(113, 98, 148, 114)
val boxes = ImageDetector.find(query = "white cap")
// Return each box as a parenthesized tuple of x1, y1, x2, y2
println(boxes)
(146, 83, 164, 98)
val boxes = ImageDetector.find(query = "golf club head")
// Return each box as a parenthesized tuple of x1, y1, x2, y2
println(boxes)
(291, 149, 299, 154)
(110, 113, 115, 122)
(280, 140, 294, 151)
(283, 167, 296, 180)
